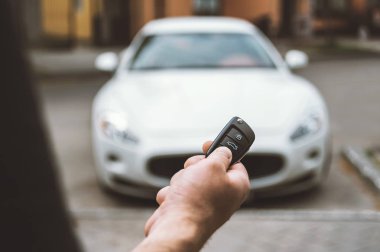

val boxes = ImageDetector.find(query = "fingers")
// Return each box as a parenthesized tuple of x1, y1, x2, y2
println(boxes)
(206, 146, 232, 171)
(156, 186, 170, 205)
(182, 140, 213, 169)
(202, 140, 213, 154)
(184, 155, 204, 168)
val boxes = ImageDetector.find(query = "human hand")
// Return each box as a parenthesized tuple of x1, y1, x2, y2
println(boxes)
(134, 141, 250, 252)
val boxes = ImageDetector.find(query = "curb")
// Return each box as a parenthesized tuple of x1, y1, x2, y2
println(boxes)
(338, 39, 380, 54)
(72, 208, 380, 222)
(342, 146, 380, 194)
(29, 47, 121, 79)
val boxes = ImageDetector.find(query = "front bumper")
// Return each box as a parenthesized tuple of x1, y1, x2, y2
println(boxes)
(93, 130, 330, 199)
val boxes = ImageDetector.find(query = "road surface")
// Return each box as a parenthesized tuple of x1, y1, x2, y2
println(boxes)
(38, 56, 380, 251)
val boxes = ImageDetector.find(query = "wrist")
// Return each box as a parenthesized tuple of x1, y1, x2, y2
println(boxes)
(143, 220, 203, 251)
(141, 205, 214, 251)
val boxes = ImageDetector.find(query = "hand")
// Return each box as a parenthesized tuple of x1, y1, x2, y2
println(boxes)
(134, 141, 250, 252)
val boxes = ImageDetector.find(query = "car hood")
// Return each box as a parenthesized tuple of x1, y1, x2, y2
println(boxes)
(110, 70, 313, 137)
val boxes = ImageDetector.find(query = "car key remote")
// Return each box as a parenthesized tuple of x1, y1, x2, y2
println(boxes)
(206, 116, 255, 165)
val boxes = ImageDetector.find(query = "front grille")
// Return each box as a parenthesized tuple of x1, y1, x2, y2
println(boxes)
(111, 175, 159, 194)
(148, 154, 199, 179)
(241, 154, 284, 179)
(148, 153, 284, 180)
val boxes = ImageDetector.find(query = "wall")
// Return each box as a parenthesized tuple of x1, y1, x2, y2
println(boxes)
(165, 0, 193, 16)
(40, 0, 102, 44)
(129, 0, 155, 37)
(128, 0, 193, 38)
(74, 0, 95, 41)
(41, 0, 71, 37)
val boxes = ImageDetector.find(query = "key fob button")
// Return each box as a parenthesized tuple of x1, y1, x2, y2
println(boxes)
(206, 116, 255, 165)
(227, 128, 248, 145)
(221, 137, 241, 154)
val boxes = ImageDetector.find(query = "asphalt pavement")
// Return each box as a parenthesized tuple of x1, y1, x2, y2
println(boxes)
(36, 47, 380, 251)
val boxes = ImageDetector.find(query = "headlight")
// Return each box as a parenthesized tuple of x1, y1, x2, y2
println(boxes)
(98, 112, 138, 144)
(290, 111, 322, 142)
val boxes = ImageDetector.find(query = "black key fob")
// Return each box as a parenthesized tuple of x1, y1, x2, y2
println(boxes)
(206, 116, 255, 165)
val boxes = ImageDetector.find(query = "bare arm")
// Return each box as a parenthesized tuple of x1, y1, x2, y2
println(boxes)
(133, 141, 250, 251)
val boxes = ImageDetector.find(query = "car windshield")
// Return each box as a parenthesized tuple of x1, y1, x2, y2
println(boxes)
(129, 33, 276, 70)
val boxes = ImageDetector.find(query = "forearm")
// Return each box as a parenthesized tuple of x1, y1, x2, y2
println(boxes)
(133, 211, 213, 252)
(133, 227, 203, 252)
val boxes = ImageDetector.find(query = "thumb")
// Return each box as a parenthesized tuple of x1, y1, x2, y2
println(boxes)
(206, 146, 232, 171)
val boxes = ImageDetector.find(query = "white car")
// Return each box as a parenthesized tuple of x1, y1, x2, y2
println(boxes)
(92, 17, 331, 199)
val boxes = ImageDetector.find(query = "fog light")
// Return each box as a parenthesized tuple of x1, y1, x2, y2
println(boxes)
(307, 149, 320, 160)
(107, 153, 120, 162)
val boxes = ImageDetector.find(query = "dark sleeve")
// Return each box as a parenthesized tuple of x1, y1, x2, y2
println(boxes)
(0, 1, 82, 252)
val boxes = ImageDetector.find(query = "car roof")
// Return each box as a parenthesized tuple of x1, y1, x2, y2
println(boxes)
(142, 17, 257, 35)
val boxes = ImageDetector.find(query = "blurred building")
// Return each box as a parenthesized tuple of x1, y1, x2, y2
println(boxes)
(26, 0, 380, 46)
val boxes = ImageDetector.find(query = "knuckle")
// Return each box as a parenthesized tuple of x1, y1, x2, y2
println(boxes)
(183, 157, 193, 167)
(156, 190, 163, 203)
(184, 155, 204, 168)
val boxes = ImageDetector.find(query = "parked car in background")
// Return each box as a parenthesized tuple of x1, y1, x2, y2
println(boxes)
(92, 17, 331, 199)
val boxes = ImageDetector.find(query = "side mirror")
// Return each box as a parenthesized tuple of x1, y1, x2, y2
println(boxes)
(95, 52, 118, 72)
(285, 50, 309, 69)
